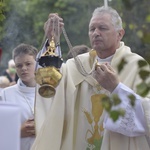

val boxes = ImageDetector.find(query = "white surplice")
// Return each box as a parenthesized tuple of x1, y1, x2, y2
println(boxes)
(0, 79, 35, 150)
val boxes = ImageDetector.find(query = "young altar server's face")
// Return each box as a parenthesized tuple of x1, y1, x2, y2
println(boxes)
(15, 54, 36, 86)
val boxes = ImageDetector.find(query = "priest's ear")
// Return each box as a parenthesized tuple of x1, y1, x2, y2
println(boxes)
(117, 29, 125, 41)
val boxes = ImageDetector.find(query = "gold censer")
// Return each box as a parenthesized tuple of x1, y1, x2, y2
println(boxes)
(35, 37, 63, 98)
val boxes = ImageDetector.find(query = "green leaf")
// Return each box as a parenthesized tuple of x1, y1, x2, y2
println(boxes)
(139, 69, 150, 81)
(117, 58, 127, 73)
(110, 110, 120, 122)
(138, 60, 148, 68)
(102, 96, 112, 112)
(128, 94, 136, 106)
(110, 109, 125, 122)
(136, 30, 143, 38)
(0, 14, 5, 22)
(146, 14, 150, 23)
(112, 94, 121, 106)
(136, 82, 150, 97)
(129, 24, 134, 30)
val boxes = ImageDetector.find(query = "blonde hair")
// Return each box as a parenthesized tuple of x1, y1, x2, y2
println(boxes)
(12, 43, 38, 60)
(0, 76, 10, 88)
(8, 59, 15, 68)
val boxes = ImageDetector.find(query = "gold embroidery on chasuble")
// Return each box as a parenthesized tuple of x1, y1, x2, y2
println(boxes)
(83, 93, 106, 150)
(80, 50, 107, 149)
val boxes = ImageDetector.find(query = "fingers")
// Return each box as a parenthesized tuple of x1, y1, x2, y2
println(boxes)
(93, 62, 119, 92)
(95, 62, 114, 73)
(26, 119, 35, 136)
(96, 63, 108, 73)
(26, 129, 35, 136)
(28, 118, 34, 121)
(44, 13, 64, 39)
(48, 13, 58, 18)
(21, 120, 35, 137)
(27, 120, 35, 127)
(98, 64, 107, 72)
(105, 63, 115, 72)
(47, 13, 64, 27)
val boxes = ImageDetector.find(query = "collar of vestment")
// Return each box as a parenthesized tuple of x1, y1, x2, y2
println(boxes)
(65, 42, 131, 88)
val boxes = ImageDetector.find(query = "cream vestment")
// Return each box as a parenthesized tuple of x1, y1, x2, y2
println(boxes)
(32, 42, 150, 150)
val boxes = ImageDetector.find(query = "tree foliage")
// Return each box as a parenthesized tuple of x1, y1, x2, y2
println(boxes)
(0, 0, 150, 71)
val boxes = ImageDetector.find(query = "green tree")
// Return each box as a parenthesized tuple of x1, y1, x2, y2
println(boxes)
(0, 0, 150, 72)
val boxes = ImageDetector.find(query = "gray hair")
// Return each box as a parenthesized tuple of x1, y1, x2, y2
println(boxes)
(92, 6, 123, 31)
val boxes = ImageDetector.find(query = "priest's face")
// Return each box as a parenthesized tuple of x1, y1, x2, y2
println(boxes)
(88, 13, 124, 58)
(15, 54, 36, 86)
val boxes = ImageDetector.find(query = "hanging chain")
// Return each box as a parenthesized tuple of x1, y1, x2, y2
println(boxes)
(61, 27, 96, 76)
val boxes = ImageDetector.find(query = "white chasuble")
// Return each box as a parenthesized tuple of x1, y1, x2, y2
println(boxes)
(32, 42, 150, 150)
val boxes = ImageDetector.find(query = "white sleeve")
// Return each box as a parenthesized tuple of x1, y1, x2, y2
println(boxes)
(104, 82, 147, 137)
(142, 98, 150, 137)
